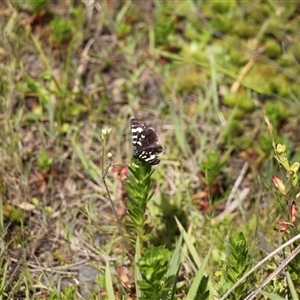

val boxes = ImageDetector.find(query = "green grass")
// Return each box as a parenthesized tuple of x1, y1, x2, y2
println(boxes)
(1, 1, 300, 299)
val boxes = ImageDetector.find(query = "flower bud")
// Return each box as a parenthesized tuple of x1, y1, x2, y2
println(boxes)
(272, 175, 286, 195)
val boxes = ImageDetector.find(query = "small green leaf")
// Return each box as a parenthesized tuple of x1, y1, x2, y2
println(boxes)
(37, 149, 53, 171)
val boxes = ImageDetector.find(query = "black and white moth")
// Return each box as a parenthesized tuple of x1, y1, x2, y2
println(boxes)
(130, 117, 164, 165)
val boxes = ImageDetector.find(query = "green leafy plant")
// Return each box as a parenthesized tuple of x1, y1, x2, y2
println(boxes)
(137, 246, 173, 299)
(123, 158, 181, 299)
(217, 233, 255, 300)
(49, 18, 74, 48)
(124, 157, 154, 242)
(122, 157, 213, 299)
(265, 101, 290, 130)
(47, 286, 76, 300)
(270, 142, 300, 297)
(37, 149, 53, 172)
(153, 3, 176, 48)
(199, 150, 227, 187)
